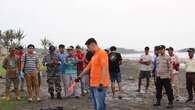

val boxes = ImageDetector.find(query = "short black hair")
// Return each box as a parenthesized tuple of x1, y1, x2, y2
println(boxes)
(59, 44, 65, 48)
(76, 45, 81, 49)
(154, 46, 160, 51)
(70, 45, 74, 49)
(110, 46, 117, 51)
(49, 45, 56, 51)
(85, 38, 97, 45)
(27, 44, 35, 49)
(16, 46, 23, 50)
(145, 46, 150, 50)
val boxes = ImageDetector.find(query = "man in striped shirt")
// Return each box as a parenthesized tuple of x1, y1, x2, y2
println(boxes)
(21, 44, 41, 102)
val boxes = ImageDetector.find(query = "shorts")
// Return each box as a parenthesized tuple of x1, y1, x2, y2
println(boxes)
(110, 72, 122, 83)
(139, 71, 151, 79)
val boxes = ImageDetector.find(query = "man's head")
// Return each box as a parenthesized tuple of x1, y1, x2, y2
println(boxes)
(85, 38, 98, 53)
(59, 44, 65, 53)
(187, 48, 194, 59)
(144, 46, 150, 55)
(9, 47, 16, 56)
(166, 47, 174, 56)
(154, 46, 160, 56)
(27, 44, 35, 54)
(16, 46, 23, 54)
(110, 46, 117, 52)
(67, 46, 74, 55)
(49, 45, 56, 53)
(159, 45, 166, 55)
(76, 45, 81, 51)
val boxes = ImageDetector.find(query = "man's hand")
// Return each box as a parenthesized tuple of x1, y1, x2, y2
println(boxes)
(75, 77, 81, 83)
(98, 83, 104, 92)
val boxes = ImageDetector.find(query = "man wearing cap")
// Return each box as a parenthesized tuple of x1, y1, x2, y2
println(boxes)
(43, 45, 62, 99)
(166, 47, 181, 101)
(152, 46, 160, 88)
(154, 45, 174, 108)
(184, 48, 195, 103)
(137, 46, 152, 93)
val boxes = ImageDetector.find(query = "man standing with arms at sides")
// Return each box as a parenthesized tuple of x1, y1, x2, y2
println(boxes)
(15, 46, 25, 92)
(184, 48, 195, 103)
(152, 46, 160, 88)
(166, 47, 181, 101)
(137, 47, 152, 93)
(21, 44, 41, 102)
(108, 46, 123, 98)
(153, 45, 174, 108)
(75, 38, 110, 110)
(58, 44, 67, 97)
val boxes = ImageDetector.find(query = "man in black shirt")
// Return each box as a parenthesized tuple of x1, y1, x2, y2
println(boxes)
(109, 46, 123, 98)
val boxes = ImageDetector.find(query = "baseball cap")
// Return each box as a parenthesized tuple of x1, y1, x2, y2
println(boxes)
(159, 45, 166, 50)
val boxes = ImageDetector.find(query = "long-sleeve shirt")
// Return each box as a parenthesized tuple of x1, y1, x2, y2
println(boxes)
(156, 54, 172, 79)
(184, 58, 195, 73)
(42, 52, 60, 75)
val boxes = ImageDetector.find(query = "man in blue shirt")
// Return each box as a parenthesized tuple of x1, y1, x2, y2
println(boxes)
(58, 44, 68, 96)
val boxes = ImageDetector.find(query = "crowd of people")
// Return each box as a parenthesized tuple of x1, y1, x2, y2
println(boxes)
(1, 38, 195, 110)
(137, 45, 195, 109)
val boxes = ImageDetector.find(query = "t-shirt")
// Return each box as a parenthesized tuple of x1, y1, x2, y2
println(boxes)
(184, 58, 195, 73)
(140, 54, 152, 71)
(64, 55, 78, 75)
(2, 55, 19, 78)
(85, 50, 93, 64)
(22, 53, 39, 73)
(87, 48, 110, 87)
(109, 51, 122, 73)
(75, 50, 85, 72)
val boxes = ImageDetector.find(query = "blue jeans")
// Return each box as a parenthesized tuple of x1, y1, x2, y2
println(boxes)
(90, 87, 107, 110)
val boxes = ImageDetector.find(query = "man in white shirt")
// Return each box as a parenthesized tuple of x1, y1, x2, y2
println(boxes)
(184, 48, 195, 103)
(137, 47, 152, 93)
(166, 47, 180, 101)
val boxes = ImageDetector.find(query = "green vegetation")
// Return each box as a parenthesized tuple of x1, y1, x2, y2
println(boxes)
(0, 97, 28, 110)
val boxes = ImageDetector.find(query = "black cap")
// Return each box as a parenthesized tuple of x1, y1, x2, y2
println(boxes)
(187, 48, 195, 53)
(166, 47, 174, 51)
(159, 45, 166, 50)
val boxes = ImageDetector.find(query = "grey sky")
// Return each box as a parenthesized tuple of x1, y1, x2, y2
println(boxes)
(0, 0, 195, 50)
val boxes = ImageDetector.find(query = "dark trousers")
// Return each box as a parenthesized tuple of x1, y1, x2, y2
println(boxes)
(186, 73, 195, 99)
(156, 77, 174, 102)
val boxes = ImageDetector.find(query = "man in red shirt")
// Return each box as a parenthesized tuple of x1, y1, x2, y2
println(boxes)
(15, 46, 25, 91)
(75, 45, 87, 95)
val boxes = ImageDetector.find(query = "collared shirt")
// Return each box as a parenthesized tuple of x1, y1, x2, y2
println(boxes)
(184, 58, 195, 73)
(156, 54, 171, 79)
(58, 51, 68, 74)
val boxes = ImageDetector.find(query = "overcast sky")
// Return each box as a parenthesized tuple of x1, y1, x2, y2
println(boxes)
(0, 0, 195, 50)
